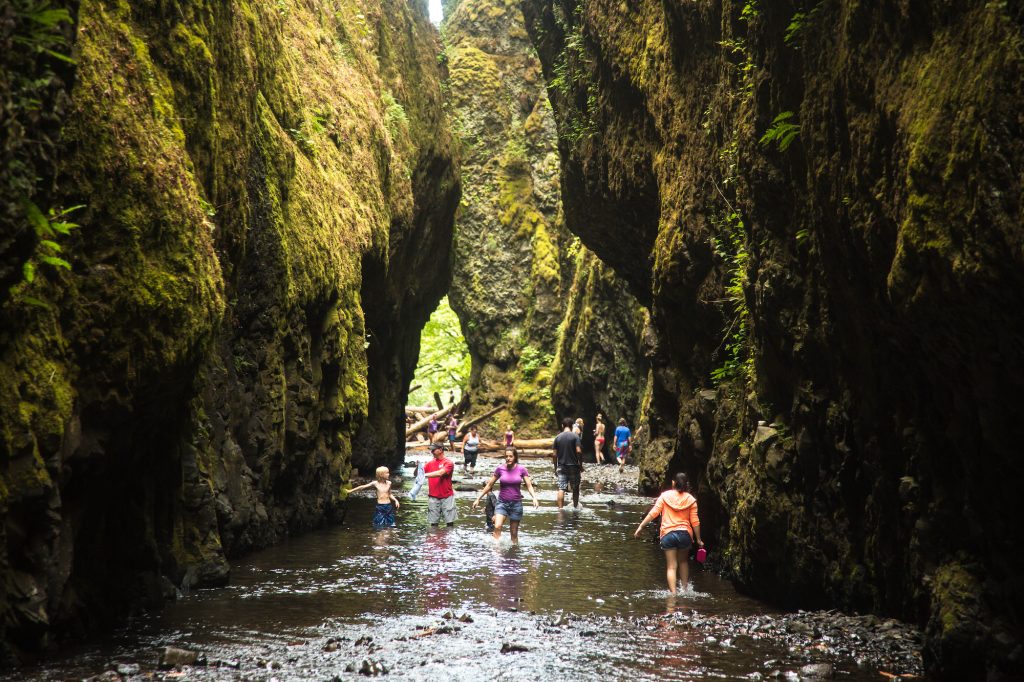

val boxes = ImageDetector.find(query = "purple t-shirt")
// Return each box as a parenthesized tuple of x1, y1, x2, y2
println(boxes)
(494, 464, 529, 502)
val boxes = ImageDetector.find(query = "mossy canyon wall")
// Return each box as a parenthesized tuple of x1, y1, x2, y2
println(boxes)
(522, 0, 1022, 678)
(0, 0, 457, 660)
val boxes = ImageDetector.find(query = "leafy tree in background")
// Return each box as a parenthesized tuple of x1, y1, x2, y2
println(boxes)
(409, 296, 470, 405)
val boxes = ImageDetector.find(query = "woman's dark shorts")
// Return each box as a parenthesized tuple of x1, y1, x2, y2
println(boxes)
(660, 529, 692, 551)
(464, 449, 478, 467)
(494, 499, 524, 521)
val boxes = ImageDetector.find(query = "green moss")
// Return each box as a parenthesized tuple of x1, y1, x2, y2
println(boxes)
(0, 305, 73, 504)
(2, 0, 455, 643)
(531, 221, 560, 284)
(890, 3, 1020, 297)
(448, 45, 502, 98)
(931, 559, 981, 637)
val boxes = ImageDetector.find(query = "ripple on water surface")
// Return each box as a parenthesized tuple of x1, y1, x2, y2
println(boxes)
(4, 459, 922, 680)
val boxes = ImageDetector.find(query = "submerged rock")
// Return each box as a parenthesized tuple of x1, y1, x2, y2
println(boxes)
(500, 642, 531, 654)
(798, 662, 834, 678)
(159, 646, 199, 669)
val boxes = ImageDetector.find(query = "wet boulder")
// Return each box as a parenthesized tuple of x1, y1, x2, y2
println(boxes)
(799, 662, 834, 678)
(159, 646, 199, 668)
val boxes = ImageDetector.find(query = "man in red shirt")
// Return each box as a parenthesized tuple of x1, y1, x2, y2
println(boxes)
(424, 442, 456, 526)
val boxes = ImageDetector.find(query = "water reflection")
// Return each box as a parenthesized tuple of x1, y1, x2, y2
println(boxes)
(0, 455, 915, 681)
(419, 529, 454, 612)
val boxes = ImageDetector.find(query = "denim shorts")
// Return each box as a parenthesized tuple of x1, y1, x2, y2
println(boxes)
(494, 499, 523, 521)
(660, 529, 692, 550)
(556, 466, 581, 491)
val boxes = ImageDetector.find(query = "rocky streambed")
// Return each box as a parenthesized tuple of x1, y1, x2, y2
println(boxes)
(5, 459, 922, 681)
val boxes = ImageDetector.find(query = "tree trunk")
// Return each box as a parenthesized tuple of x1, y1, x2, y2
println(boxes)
(404, 404, 453, 438)
(455, 404, 507, 436)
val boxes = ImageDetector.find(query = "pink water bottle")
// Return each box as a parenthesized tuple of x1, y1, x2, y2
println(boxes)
(695, 547, 707, 564)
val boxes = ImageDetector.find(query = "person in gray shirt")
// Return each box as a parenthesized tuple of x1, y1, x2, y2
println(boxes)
(552, 417, 584, 509)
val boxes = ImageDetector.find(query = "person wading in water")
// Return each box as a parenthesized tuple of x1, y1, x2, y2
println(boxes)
(461, 425, 481, 475)
(424, 442, 456, 526)
(472, 448, 539, 543)
(633, 472, 703, 594)
(552, 417, 583, 510)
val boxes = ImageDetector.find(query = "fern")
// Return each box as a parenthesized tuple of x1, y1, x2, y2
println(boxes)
(382, 91, 409, 139)
(759, 111, 800, 152)
(21, 201, 82, 283)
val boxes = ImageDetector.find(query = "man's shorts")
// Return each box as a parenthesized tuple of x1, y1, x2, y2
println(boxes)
(494, 499, 524, 521)
(556, 466, 581, 491)
(616, 443, 629, 461)
(660, 529, 692, 551)
(427, 495, 457, 525)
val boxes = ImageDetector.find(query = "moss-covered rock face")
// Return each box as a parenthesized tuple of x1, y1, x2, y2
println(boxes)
(0, 0, 456, 660)
(442, 0, 643, 440)
(523, 0, 1023, 677)
(549, 248, 648, 457)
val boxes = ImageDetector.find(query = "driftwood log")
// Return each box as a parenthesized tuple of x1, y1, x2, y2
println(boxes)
(404, 404, 453, 439)
(455, 404, 507, 437)
(403, 436, 557, 450)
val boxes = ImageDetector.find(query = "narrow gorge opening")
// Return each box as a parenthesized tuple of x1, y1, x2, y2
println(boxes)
(408, 295, 470, 408)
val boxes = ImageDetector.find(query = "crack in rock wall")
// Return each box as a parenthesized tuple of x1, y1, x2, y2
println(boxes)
(442, 0, 645, 443)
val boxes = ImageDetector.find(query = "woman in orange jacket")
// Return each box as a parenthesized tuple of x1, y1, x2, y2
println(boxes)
(634, 472, 704, 594)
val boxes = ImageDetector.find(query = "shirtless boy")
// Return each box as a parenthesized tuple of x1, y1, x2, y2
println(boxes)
(349, 466, 401, 527)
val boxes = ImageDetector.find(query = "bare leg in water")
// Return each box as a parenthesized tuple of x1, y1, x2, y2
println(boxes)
(663, 548, 690, 594)
(492, 513, 507, 540)
(509, 520, 520, 543)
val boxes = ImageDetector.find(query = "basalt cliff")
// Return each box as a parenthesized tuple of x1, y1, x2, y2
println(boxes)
(442, 0, 645, 445)
(0, 0, 457, 660)
(522, 0, 1023, 678)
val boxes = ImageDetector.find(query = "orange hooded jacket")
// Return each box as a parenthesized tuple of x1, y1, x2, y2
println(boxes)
(652, 490, 700, 538)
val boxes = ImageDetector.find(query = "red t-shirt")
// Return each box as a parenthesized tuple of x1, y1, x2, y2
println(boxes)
(425, 456, 454, 498)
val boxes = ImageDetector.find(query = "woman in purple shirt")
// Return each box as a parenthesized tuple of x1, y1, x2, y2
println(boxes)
(472, 448, 539, 543)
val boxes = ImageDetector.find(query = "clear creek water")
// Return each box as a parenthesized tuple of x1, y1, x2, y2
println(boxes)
(4, 456, 922, 681)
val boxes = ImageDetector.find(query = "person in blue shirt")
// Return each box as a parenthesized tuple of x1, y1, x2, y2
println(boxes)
(614, 418, 632, 473)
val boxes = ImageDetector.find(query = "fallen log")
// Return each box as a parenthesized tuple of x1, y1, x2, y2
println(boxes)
(455, 404, 506, 437)
(404, 443, 555, 461)
(511, 449, 555, 459)
(504, 437, 556, 449)
(406, 438, 503, 452)
(404, 404, 453, 439)
(405, 405, 437, 413)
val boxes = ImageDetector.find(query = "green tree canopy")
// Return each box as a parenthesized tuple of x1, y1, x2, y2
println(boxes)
(409, 296, 469, 405)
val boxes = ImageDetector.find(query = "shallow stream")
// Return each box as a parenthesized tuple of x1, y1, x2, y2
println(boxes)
(5, 456, 922, 681)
